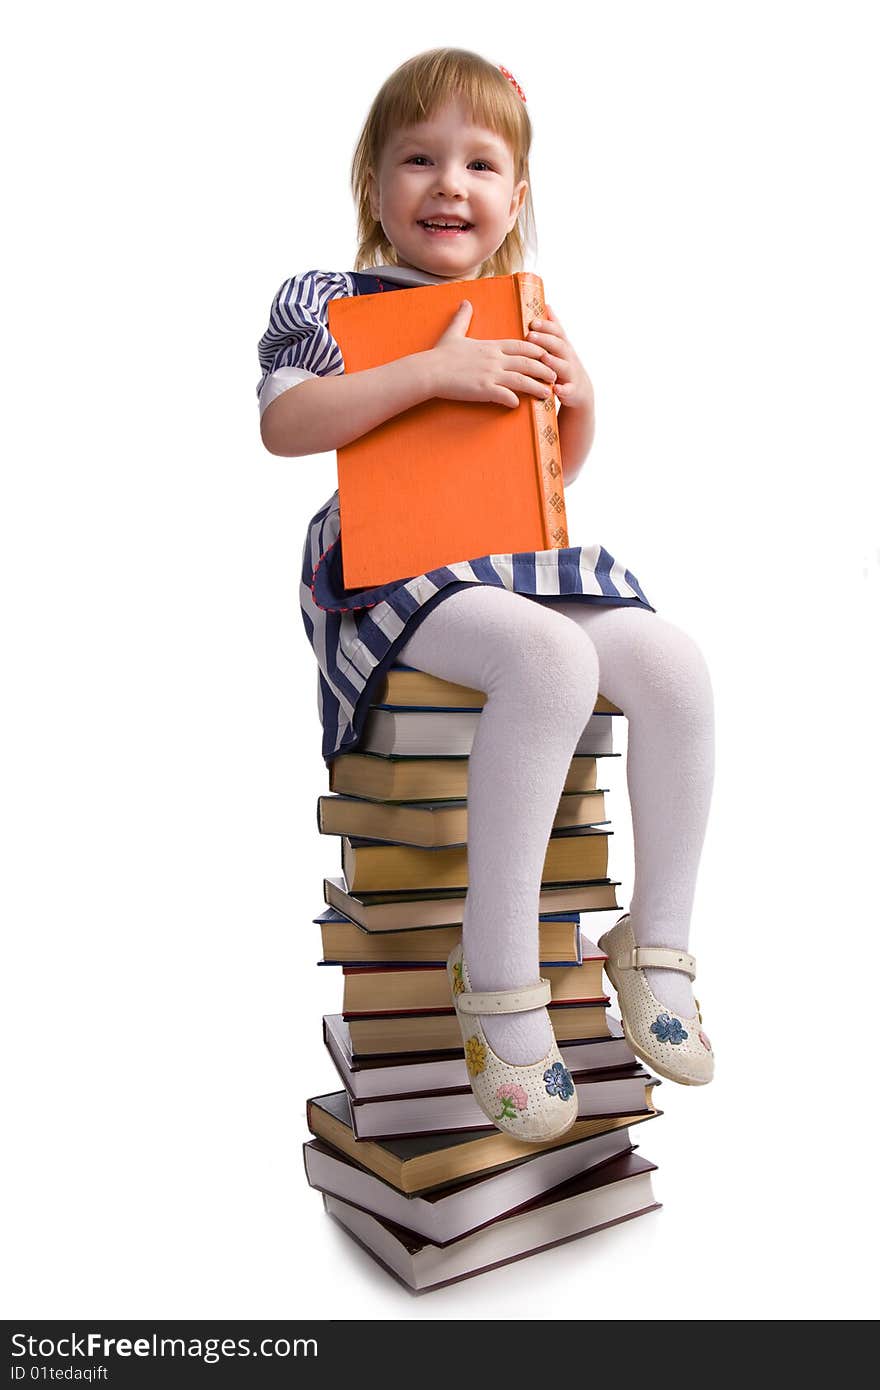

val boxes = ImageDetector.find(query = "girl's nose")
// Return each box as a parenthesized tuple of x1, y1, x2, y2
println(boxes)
(432, 166, 467, 198)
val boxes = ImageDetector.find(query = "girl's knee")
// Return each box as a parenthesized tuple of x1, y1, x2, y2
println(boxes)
(638, 618, 713, 723)
(497, 611, 600, 727)
(599, 610, 713, 725)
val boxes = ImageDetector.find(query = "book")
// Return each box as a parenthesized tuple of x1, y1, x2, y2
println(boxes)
(339, 931, 607, 1015)
(318, 789, 607, 848)
(346, 1065, 656, 1141)
(313, 907, 586, 965)
(322, 1150, 660, 1292)
(323, 876, 622, 932)
(303, 1126, 637, 1245)
(305, 1088, 661, 1196)
(342, 826, 610, 894)
(375, 664, 621, 716)
(345, 1001, 613, 1057)
(328, 272, 569, 588)
(358, 708, 614, 758)
(322, 1012, 637, 1101)
(328, 751, 612, 803)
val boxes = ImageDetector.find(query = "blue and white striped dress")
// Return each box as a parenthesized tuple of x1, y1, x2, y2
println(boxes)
(256, 263, 655, 765)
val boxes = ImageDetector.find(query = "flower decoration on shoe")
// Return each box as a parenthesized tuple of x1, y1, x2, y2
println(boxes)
(699, 1030, 713, 1053)
(493, 1083, 529, 1122)
(650, 1013, 689, 1045)
(465, 1036, 487, 1077)
(543, 1060, 575, 1101)
(447, 942, 578, 1140)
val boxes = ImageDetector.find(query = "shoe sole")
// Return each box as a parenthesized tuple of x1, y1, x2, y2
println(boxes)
(601, 950, 712, 1088)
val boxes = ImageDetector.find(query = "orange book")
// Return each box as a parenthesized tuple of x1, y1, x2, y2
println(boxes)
(328, 272, 569, 589)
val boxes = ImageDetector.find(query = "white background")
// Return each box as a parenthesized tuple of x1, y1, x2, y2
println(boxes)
(3, 0, 878, 1321)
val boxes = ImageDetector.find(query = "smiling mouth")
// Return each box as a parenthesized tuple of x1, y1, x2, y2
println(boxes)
(418, 220, 474, 234)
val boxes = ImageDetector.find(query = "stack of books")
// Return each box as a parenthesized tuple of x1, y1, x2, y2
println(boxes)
(303, 662, 663, 1293)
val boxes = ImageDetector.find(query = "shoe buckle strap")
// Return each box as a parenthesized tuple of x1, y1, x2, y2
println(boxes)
(617, 946, 697, 979)
(456, 978, 552, 1015)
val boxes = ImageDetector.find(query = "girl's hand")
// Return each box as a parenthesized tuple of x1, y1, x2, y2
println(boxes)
(526, 305, 594, 411)
(428, 301, 558, 409)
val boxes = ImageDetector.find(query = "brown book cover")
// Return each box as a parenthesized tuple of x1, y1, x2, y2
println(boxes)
(339, 938, 607, 1016)
(328, 751, 610, 805)
(344, 1000, 612, 1057)
(318, 789, 607, 848)
(313, 910, 584, 965)
(375, 664, 621, 715)
(328, 273, 568, 587)
(342, 825, 610, 894)
(322, 875, 622, 932)
(304, 1088, 661, 1197)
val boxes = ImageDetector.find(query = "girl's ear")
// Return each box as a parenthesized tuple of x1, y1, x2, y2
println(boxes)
(507, 178, 528, 231)
(367, 170, 380, 221)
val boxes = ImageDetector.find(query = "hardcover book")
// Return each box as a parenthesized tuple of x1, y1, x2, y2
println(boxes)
(373, 664, 621, 715)
(305, 1088, 661, 1196)
(328, 751, 612, 805)
(303, 1127, 638, 1246)
(345, 1065, 656, 1141)
(322, 1150, 660, 1292)
(338, 930, 607, 1015)
(322, 876, 623, 932)
(322, 1012, 637, 1101)
(312, 906, 586, 965)
(328, 273, 569, 587)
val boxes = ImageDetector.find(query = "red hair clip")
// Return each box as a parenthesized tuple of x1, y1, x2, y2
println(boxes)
(498, 64, 527, 104)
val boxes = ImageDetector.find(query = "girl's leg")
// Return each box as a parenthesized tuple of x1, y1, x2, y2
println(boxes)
(396, 585, 600, 1064)
(549, 602, 715, 1018)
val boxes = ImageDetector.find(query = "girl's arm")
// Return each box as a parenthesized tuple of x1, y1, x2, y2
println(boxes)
(261, 352, 436, 457)
(261, 301, 555, 458)
(557, 391, 596, 489)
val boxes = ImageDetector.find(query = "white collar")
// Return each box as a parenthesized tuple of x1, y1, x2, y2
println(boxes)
(364, 263, 471, 287)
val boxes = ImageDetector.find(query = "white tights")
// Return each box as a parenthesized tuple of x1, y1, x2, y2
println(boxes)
(396, 585, 715, 1064)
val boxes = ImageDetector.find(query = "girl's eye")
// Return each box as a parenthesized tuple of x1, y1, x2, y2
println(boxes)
(405, 157, 495, 171)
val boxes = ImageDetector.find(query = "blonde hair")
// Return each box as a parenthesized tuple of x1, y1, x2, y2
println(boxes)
(351, 48, 536, 278)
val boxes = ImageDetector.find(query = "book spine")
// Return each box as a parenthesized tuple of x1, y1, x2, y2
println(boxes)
(516, 273, 570, 549)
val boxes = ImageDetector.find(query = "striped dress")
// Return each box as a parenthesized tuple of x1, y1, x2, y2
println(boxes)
(256, 264, 655, 765)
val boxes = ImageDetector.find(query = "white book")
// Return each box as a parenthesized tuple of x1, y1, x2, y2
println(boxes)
(321, 1151, 659, 1291)
(304, 1126, 637, 1246)
(359, 709, 615, 757)
(347, 1067, 655, 1140)
(323, 1011, 637, 1101)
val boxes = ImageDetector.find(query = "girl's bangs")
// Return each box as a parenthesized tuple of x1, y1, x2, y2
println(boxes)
(376, 63, 524, 168)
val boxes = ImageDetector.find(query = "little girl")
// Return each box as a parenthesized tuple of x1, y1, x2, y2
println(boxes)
(256, 48, 715, 1143)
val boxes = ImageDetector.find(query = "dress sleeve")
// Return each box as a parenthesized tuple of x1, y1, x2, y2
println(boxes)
(256, 269, 354, 417)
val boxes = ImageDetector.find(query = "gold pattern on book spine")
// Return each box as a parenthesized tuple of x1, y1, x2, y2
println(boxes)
(520, 275, 570, 549)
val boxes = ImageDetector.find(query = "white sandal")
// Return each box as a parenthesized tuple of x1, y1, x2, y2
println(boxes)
(447, 943, 579, 1142)
(598, 914, 715, 1086)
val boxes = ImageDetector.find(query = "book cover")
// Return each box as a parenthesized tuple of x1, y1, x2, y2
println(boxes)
(346, 1066, 656, 1142)
(305, 1088, 661, 1196)
(322, 1012, 636, 1101)
(328, 273, 569, 587)
(322, 1150, 660, 1292)
(302, 1127, 638, 1247)
(322, 875, 622, 933)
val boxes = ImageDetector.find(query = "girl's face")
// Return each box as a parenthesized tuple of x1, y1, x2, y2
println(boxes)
(368, 97, 527, 280)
